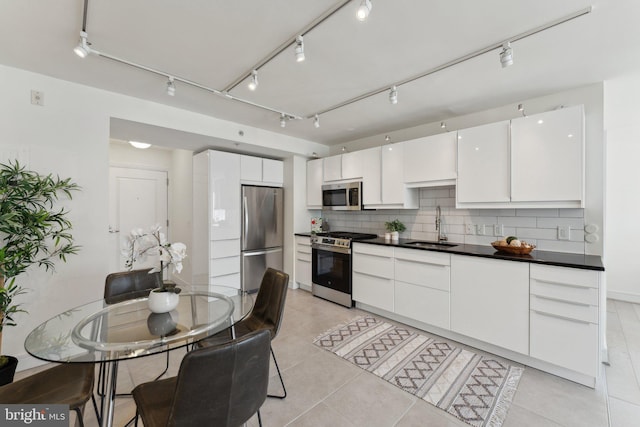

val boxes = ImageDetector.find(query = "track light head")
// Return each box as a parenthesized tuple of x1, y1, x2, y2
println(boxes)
(314, 114, 320, 128)
(280, 113, 287, 128)
(294, 36, 305, 62)
(248, 70, 258, 91)
(73, 31, 90, 58)
(129, 141, 152, 149)
(357, 0, 372, 21)
(500, 42, 513, 68)
(166, 77, 176, 96)
(440, 121, 446, 129)
(389, 86, 398, 105)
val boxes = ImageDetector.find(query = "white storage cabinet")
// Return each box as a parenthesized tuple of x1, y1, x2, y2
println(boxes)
(306, 158, 323, 209)
(295, 236, 312, 291)
(404, 133, 457, 187)
(352, 243, 395, 312)
(240, 155, 283, 186)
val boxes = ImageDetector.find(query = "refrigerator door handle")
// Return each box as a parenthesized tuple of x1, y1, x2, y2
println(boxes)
(243, 247, 283, 257)
(243, 195, 248, 249)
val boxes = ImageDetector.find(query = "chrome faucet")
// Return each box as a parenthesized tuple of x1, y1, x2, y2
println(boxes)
(436, 205, 447, 242)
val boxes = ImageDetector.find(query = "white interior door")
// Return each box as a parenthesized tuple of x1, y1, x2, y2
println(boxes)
(109, 167, 168, 275)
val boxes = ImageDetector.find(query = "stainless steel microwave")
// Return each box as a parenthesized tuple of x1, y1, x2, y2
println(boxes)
(322, 181, 362, 211)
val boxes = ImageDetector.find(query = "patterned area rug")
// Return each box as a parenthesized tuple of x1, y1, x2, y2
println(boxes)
(313, 316, 523, 427)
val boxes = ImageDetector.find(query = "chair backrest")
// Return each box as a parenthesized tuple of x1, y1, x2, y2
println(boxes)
(168, 329, 271, 427)
(104, 268, 162, 304)
(247, 267, 289, 339)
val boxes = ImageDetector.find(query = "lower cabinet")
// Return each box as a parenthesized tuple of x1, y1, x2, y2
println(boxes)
(450, 255, 530, 355)
(394, 248, 450, 329)
(529, 264, 599, 377)
(295, 236, 312, 289)
(352, 244, 394, 312)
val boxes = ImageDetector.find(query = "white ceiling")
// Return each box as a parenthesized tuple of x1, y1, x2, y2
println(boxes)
(1, 0, 639, 147)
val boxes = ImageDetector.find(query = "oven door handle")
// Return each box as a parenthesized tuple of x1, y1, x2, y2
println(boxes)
(312, 244, 351, 255)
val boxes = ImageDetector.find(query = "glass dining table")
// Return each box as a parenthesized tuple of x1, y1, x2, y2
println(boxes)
(24, 285, 254, 427)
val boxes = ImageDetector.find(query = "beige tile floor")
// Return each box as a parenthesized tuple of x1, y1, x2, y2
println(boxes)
(15, 290, 640, 426)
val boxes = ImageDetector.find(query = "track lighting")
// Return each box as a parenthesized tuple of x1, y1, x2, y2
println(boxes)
(440, 122, 447, 129)
(248, 70, 258, 91)
(500, 42, 513, 68)
(517, 103, 527, 117)
(356, 0, 372, 22)
(314, 114, 320, 128)
(389, 86, 398, 105)
(166, 77, 176, 96)
(280, 113, 287, 128)
(73, 31, 90, 58)
(294, 36, 305, 62)
(129, 141, 152, 149)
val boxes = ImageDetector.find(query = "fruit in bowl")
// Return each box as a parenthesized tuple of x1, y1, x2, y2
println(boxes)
(491, 236, 536, 254)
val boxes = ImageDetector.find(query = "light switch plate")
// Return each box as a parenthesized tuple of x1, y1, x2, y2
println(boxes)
(476, 224, 485, 235)
(558, 225, 570, 240)
(465, 224, 474, 235)
(494, 224, 504, 236)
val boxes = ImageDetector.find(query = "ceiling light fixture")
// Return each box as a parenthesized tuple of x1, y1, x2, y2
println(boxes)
(294, 36, 305, 62)
(440, 122, 446, 129)
(389, 86, 398, 104)
(166, 76, 176, 96)
(314, 114, 320, 128)
(248, 70, 258, 91)
(129, 141, 152, 149)
(518, 103, 527, 117)
(356, 0, 372, 21)
(280, 113, 287, 128)
(73, 31, 91, 58)
(500, 42, 513, 68)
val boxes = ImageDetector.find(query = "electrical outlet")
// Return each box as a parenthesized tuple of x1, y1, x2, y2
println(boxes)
(476, 224, 485, 235)
(465, 224, 474, 235)
(30, 90, 44, 106)
(558, 225, 570, 240)
(494, 224, 504, 236)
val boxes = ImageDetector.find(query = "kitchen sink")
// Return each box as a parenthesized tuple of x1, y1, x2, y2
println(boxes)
(402, 240, 458, 248)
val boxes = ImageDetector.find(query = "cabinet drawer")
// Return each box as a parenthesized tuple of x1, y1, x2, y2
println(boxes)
(395, 259, 450, 292)
(210, 273, 240, 289)
(210, 256, 240, 277)
(530, 310, 598, 376)
(353, 272, 394, 312)
(530, 264, 598, 288)
(296, 252, 311, 262)
(531, 295, 597, 323)
(394, 248, 450, 265)
(353, 253, 394, 279)
(353, 243, 393, 258)
(531, 279, 598, 306)
(295, 259, 311, 286)
(296, 244, 312, 254)
(395, 281, 450, 329)
(210, 239, 240, 259)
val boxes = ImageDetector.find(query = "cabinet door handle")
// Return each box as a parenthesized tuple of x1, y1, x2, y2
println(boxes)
(396, 258, 448, 268)
(532, 294, 592, 307)
(533, 278, 594, 290)
(354, 271, 392, 280)
(532, 310, 592, 325)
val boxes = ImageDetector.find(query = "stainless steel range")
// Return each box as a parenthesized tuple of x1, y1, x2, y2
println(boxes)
(311, 231, 377, 307)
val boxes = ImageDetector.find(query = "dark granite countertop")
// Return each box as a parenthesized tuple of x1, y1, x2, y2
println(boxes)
(295, 233, 604, 271)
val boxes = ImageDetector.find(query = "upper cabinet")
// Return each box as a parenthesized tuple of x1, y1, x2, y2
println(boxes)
(457, 105, 584, 209)
(240, 155, 283, 186)
(323, 152, 363, 182)
(511, 105, 584, 204)
(360, 145, 418, 209)
(361, 147, 382, 206)
(404, 133, 457, 187)
(306, 158, 323, 209)
(457, 121, 511, 204)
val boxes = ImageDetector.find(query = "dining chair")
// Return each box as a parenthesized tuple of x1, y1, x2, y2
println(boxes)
(97, 268, 168, 401)
(198, 267, 290, 399)
(132, 329, 271, 427)
(0, 362, 97, 427)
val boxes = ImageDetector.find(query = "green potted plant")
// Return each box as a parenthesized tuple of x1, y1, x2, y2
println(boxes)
(384, 219, 406, 242)
(0, 160, 79, 384)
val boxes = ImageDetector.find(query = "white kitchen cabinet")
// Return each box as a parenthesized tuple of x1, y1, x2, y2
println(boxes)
(306, 158, 323, 209)
(192, 150, 241, 288)
(361, 146, 382, 206)
(530, 264, 599, 378)
(394, 248, 450, 329)
(365, 143, 418, 209)
(241, 155, 283, 186)
(511, 105, 584, 205)
(352, 243, 394, 312)
(456, 121, 511, 204)
(295, 236, 312, 291)
(404, 133, 457, 187)
(450, 255, 529, 354)
(322, 152, 362, 182)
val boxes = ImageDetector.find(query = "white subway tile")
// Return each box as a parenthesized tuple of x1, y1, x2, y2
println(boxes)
(536, 240, 585, 254)
(517, 208, 559, 217)
(559, 208, 585, 218)
(498, 216, 537, 227)
(516, 227, 557, 240)
(536, 217, 584, 229)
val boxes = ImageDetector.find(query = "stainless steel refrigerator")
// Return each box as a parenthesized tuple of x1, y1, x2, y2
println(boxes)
(241, 185, 284, 293)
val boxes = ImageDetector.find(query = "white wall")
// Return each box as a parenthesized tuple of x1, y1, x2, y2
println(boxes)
(604, 72, 640, 302)
(0, 64, 322, 369)
(338, 83, 605, 257)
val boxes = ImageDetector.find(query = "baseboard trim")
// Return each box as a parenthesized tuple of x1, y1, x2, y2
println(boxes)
(607, 290, 640, 304)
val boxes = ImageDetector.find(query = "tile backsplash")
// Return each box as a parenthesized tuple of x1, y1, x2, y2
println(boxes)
(321, 186, 586, 254)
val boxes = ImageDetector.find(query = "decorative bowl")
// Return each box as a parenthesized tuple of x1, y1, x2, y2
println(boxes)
(491, 242, 536, 255)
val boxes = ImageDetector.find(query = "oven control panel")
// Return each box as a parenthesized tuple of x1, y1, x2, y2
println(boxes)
(311, 236, 351, 251)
